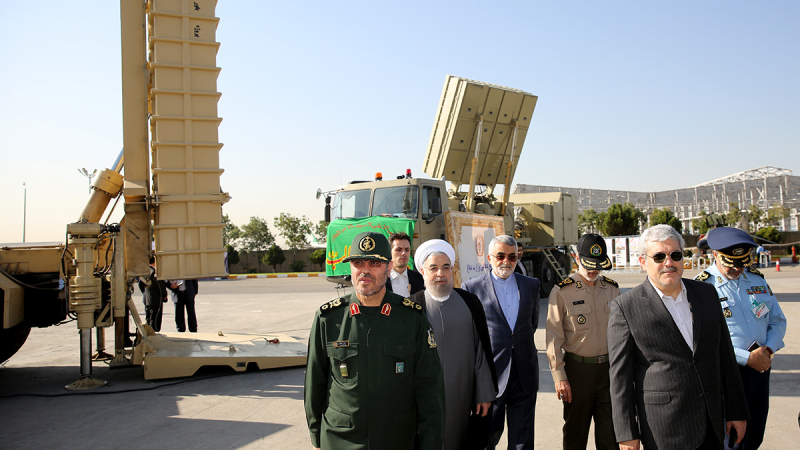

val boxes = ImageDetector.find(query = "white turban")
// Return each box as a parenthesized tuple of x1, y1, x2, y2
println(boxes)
(414, 239, 456, 271)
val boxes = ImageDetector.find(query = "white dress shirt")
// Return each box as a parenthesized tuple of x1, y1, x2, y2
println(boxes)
(390, 268, 411, 298)
(648, 278, 693, 349)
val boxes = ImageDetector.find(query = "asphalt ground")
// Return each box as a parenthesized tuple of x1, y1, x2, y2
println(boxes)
(1, 266, 798, 449)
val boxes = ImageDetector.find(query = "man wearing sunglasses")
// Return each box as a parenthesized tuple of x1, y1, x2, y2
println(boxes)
(695, 227, 786, 450)
(608, 224, 749, 450)
(546, 233, 618, 450)
(462, 234, 541, 450)
(305, 231, 445, 450)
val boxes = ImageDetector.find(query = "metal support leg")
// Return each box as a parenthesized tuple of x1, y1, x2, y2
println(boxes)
(92, 327, 113, 361)
(66, 330, 107, 390)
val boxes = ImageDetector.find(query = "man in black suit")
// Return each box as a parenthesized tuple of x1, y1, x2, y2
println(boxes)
(462, 234, 540, 449)
(385, 232, 424, 296)
(608, 224, 749, 450)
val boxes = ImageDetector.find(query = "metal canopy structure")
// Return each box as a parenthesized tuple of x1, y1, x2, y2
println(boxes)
(423, 75, 538, 189)
(691, 166, 793, 187)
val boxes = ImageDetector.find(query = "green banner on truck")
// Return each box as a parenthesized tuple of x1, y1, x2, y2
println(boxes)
(326, 217, 416, 276)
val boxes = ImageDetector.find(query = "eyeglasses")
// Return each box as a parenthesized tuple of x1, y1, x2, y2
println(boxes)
(351, 259, 386, 269)
(646, 251, 683, 264)
(491, 253, 518, 262)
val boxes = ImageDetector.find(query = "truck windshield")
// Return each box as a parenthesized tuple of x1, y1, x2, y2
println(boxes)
(372, 186, 419, 219)
(331, 189, 371, 220)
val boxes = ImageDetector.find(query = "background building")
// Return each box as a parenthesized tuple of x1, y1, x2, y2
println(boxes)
(514, 166, 799, 233)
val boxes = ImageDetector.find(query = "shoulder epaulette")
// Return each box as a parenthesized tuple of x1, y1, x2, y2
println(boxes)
(603, 276, 619, 287)
(747, 266, 765, 277)
(401, 297, 424, 312)
(695, 271, 712, 282)
(320, 297, 346, 313)
(557, 277, 575, 288)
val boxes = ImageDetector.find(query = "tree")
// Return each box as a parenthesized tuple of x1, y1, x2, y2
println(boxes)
(289, 260, 307, 272)
(239, 216, 275, 272)
(649, 207, 682, 234)
(274, 213, 313, 260)
(263, 244, 286, 273)
(765, 203, 789, 227)
(692, 211, 710, 235)
(578, 209, 601, 234)
(222, 214, 241, 248)
(314, 220, 329, 244)
(747, 205, 764, 230)
(755, 226, 781, 244)
(726, 203, 742, 227)
(598, 203, 644, 236)
(310, 248, 326, 271)
(226, 245, 240, 265)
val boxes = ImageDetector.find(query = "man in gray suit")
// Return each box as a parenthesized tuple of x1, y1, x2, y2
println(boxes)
(608, 225, 749, 450)
(462, 235, 540, 449)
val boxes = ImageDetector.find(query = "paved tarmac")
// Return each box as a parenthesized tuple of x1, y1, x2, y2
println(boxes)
(1, 266, 798, 449)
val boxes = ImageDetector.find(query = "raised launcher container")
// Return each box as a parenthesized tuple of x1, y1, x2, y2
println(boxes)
(423, 75, 538, 189)
(148, 0, 228, 279)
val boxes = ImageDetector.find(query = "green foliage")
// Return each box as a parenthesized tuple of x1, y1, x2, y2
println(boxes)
(765, 203, 789, 227)
(578, 209, 601, 234)
(222, 214, 241, 249)
(598, 203, 645, 236)
(649, 207, 683, 234)
(263, 244, 286, 272)
(747, 205, 764, 229)
(692, 211, 710, 235)
(274, 213, 313, 260)
(314, 220, 328, 244)
(726, 203, 742, 227)
(226, 244, 240, 265)
(289, 260, 307, 272)
(309, 248, 326, 271)
(240, 216, 274, 272)
(755, 226, 781, 244)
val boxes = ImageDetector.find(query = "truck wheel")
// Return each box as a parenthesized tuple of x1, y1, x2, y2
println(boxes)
(0, 325, 31, 363)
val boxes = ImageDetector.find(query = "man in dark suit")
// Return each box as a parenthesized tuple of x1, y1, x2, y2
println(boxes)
(608, 224, 749, 450)
(385, 232, 425, 296)
(462, 235, 540, 449)
(514, 242, 527, 276)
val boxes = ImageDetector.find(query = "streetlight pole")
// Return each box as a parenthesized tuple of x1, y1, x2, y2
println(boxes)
(78, 168, 97, 193)
(23, 182, 26, 243)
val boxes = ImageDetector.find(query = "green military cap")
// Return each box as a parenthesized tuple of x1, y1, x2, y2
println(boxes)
(342, 231, 392, 263)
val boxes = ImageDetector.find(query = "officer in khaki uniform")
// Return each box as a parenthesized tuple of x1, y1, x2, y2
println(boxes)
(304, 231, 445, 450)
(546, 234, 619, 450)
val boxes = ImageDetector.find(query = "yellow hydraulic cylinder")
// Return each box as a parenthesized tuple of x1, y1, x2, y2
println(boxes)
(67, 222, 103, 329)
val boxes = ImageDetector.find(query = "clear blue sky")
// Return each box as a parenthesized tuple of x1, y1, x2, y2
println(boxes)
(2, 1, 798, 244)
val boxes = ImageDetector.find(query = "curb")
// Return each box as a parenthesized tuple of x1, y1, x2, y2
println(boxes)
(211, 273, 326, 280)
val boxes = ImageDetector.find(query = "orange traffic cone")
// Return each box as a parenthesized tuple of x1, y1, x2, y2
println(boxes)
(775, 260, 781, 272)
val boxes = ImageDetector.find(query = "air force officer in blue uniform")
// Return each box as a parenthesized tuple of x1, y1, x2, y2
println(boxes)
(695, 227, 787, 449)
(462, 235, 540, 449)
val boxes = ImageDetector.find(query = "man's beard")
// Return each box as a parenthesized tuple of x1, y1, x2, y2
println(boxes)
(495, 263, 514, 278)
(355, 270, 388, 296)
(425, 277, 454, 298)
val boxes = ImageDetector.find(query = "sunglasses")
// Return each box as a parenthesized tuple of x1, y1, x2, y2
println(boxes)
(646, 251, 683, 264)
(351, 259, 386, 269)
(491, 253, 518, 262)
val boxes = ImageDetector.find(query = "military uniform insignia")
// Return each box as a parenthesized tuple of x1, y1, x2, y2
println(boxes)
(381, 303, 392, 316)
(717, 276, 723, 283)
(396, 362, 404, 373)
(695, 271, 711, 282)
(603, 276, 619, 287)
(573, 300, 585, 305)
(768, 286, 773, 296)
(748, 267, 764, 277)
(320, 297, 345, 312)
(401, 298, 423, 312)
(723, 308, 733, 318)
(333, 341, 350, 348)
(577, 314, 587, 325)
(557, 277, 575, 288)
(350, 303, 361, 316)
(590, 244, 602, 256)
(339, 362, 349, 378)
(576, 280, 583, 289)
(359, 236, 376, 252)
(733, 248, 745, 256)
(427, 329, 437, 348)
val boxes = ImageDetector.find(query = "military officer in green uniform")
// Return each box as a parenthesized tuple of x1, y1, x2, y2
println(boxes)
(304, 231, 445, 450)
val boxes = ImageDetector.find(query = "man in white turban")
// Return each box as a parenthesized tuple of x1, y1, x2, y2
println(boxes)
(411, 239, 497, 450)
